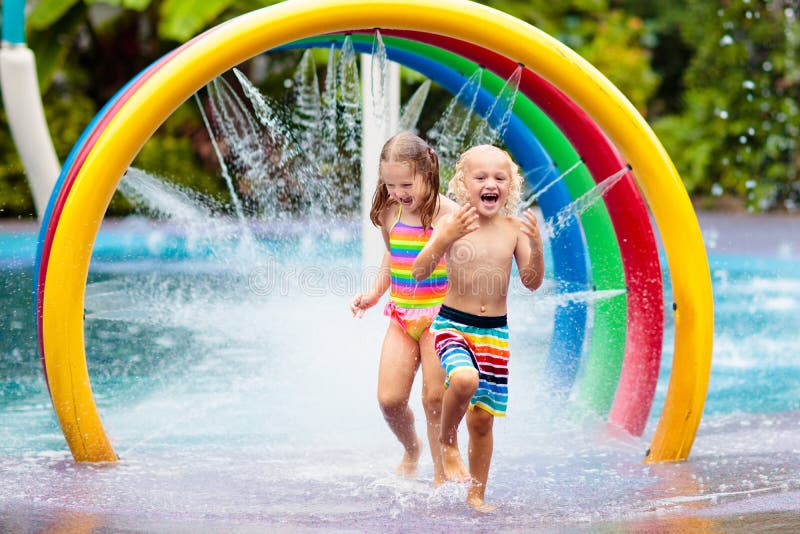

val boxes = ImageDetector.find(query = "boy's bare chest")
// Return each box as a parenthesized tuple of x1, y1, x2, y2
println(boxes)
(450, 232, 515, 267)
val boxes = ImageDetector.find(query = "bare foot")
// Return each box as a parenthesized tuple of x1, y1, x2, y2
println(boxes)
(466, 494, 498, 513)
(432, 442, 468, 486)
(441, 443, 470, 482)
(396, 438, 422, 478)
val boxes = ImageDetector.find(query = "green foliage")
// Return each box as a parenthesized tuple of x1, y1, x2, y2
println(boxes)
(85, 0, 152, 10)
(0, 130, 36, 218)
(27, 1, 86, 90)
(3, 0, 799, 216)
(158, 0, 284, 42)
(158, 0, 236, 42)
(26, 0, 82, 29)
(656, 1, 800, 211)
(478, 1, 659, 112)
(42, 78, 98, 159)
(572, 10, 660, 114)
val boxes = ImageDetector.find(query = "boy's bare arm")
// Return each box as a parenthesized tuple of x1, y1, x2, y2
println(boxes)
(412, 204, 479, 281)
(516, 209, 545, 291)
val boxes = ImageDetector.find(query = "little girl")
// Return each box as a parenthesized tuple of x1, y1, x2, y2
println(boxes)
(350, 131, 467, 483)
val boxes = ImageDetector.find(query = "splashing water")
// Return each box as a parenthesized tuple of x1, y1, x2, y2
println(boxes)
(338, 36, 362, 162)
(428, 68, 483, 181)
(468, 66, 522, 147)
(194, 91, 252, 246)
(397, 79, 431, 134)
(4, 36, 800, 531)
(291, 50, 322, 137)
(369, 30, 390, 129)
(542, 165, 631, 239)
(520, 159, 585, 211)
(119, 168, 216, 222)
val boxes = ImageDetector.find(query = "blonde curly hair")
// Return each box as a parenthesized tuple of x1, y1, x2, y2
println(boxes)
(447, 145, 523, 214)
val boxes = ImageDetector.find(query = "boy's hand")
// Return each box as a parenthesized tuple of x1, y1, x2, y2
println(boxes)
(520, 208, 542, 246)
(518, 209, 545, 290)
(440, 203, 479, 242)
(350, 292, 378, 318)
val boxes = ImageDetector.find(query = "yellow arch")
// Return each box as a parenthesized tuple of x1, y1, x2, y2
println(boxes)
(42, 0, 712, 463)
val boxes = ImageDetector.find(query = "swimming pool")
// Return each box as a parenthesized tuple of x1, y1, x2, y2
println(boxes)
(1, 213, 799, 531)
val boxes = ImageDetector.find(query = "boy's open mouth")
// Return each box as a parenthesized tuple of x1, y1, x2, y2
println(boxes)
(399, 197, 413, 205)
(480, 193, 499, 205)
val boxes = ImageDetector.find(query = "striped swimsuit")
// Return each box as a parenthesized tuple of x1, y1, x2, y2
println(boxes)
(430, 304, 510, 416)
(382, 208, 448, 341)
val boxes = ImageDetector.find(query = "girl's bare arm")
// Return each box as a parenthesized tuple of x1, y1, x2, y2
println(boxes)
(350, 209, 394, 316)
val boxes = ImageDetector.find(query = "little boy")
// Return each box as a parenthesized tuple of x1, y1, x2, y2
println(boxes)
(411, 145, 544, 512)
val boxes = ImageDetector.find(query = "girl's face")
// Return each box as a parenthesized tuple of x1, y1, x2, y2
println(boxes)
(382, 162, 427, 214)
(460, 148, 511, 218)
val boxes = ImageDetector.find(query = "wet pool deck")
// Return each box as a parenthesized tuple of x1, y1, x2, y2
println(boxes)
(2, 211, 799, 532)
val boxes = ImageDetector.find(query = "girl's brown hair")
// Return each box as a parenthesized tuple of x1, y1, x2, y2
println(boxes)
(369, 131, 440, 230)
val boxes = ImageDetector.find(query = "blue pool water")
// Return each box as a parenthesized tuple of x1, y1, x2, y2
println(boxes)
(1, 213, 799, 531)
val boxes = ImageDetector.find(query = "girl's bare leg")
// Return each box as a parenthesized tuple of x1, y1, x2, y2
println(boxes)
(439, 369, 478, 482)
(465, 408, 497, 512)
(377, 321, 422, 477)
(419, 329, 468, 484)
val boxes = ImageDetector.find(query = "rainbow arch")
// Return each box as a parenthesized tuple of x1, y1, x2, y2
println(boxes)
(33, 0, 713, 463)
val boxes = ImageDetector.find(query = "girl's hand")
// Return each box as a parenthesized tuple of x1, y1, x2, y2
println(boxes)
(350, 292, 378, 318)
(441, 203, 479, 242)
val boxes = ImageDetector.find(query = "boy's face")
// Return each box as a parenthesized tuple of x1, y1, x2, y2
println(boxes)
(460, 148, 511, 218)
(382, 162, 426, 214)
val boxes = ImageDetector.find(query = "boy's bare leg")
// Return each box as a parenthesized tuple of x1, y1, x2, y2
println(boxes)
(377, 322, 422, 477)
(419, 330, 468, 484)
(439, 369, 478, 482)
(465, 407, 497, 512)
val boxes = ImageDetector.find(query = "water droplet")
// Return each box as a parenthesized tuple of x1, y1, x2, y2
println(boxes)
(739, 135, 748, 144)
(719, 34, 734, 46)
(742, 80, 756, 90)
(747, 127, 755, 135)
(763, 61, 773, 72)
(711, 183, 724, 196)
(745, 180, 756, 189)
(283, 79, 293, 89)
(718, 109, 729, 119)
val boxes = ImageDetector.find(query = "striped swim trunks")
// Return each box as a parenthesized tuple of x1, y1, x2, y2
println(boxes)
(430, 304, 510, 416)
